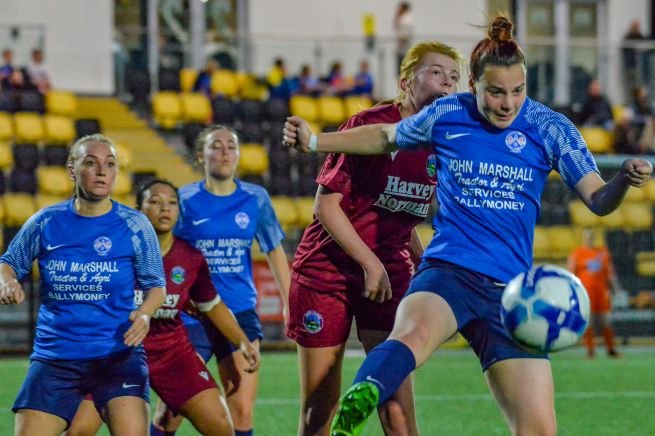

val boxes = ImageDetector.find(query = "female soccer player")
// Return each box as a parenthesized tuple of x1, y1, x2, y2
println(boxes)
(159, 125, 289, 436)
(0, 134, 166, 435)
(283, 14, 653, 436)
(66, 179, 261, 435)
(287, 40, 462, 436)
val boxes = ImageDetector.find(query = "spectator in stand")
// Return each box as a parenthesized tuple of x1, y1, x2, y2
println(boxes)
(26, 48, 51, 94)
(578, 79, 614, 130)
(614, 85, 653, 154)
(297, 64, 323, 97)
(393, 2, 414, 73)
(192, 59, 219, 98)
(568, 227, 622, 358)
(324, 61, 352, 97)
(0, 48, 33, 91)
(622, 20, 646, 99)
(266, 57, 293, 100)
(352, 59, 374, 98)
(0, 48, 14, 81)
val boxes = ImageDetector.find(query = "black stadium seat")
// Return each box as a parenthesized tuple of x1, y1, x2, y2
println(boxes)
(74, 118, 102, 139)
(17, 90, 45, 113)
(12, 144, 40, 171)
(211, 97, 236, 125)
(9, 168, 37, 194)
(0, 90, 16, 113)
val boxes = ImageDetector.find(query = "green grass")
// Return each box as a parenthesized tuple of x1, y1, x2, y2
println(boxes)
(0, 347, 653, 435)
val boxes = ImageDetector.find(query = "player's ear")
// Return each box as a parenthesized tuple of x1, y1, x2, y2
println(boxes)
(468, 76, 476, 94)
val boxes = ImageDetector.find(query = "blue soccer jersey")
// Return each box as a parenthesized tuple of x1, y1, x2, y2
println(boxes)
(396, 93, 598, 282)
(0, 200, 165, 360)
(175, 180, 285, 313)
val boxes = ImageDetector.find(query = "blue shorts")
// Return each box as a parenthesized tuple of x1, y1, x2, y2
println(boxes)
(13, 348, 149, 427)
(186, 308, 263, 363)
(406, 258, 548, 371)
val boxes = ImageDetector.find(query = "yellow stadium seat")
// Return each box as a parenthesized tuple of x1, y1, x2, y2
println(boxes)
(270, 196, 298, 230)
(3, 193, 37, 227)
(546, 226, 577, 259)
(14, 112, 45, 144)
(180, 92, 212, 123)
(35, 193, 68, 210)
(414, 223, 434, 248)
(622, 203, 653, 230)
(290, 95, 319, 123)
(0, 141, 13, 170)
(210, 69, 239, 98)
(612, 105, 628, 123)
(318, 96, 347, 126)
(567, 200, 598, 227)
(0, 112, 13, 141)
(152, 91, 182, 129)
(114, 171, 133, 196)
(238, 143, 269, 176)
(636, 251, 655, 276)
(596, 208, 624, 229)
(113, 194, 136, 207)
(43, 114, 76, 144)
(0, 198, 5, 223)
(578, 126, 613, 154)
(623, 186, 646, 203)
(180, 68, 198, 93)
(644, 178, 655, 202)
(294, 196, 316, 229)
(45, 90, 78, 117)
(37, 166, 73, 196)
(344, 95, 373, 118)
(532, 225, 551, 260)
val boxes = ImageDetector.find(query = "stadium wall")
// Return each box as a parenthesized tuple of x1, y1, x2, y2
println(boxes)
(0, 0, 114, 94)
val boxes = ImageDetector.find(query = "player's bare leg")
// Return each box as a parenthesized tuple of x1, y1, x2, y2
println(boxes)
(219, 339, 260, 433)
(485, 358, 556, 436)
(102, 396, 149, 436)
(179, 387, 233, 435)
(297, 343, 347, 435)
(66, 399, 103, 436)
(360, 329, 417, 436)
(15, 409, 67, 436)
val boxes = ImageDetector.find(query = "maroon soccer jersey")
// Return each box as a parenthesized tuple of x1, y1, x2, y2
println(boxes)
(292, 103, 436, 290)
(135, 238, 219, 353)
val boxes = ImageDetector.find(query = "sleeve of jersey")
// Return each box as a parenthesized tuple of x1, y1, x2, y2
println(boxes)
(134, 217, 166, 290)
(255, 189, 286, 253)
(0, 213, 43, 279)
(543, 115, 599, 189)
(395, 102, 437, 150)
(316, 115, 364, 195)
(190, 255, 221, 312)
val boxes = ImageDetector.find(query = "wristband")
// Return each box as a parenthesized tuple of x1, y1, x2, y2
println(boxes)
(308, 134, 318, 152)
(0, 279, 18, 289)
(138, 312, 150, 324)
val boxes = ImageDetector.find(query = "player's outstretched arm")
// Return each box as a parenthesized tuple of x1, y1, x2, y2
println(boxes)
(204, 301, 261, 372)
(283, 116, 399, 155)
(124, 286, 166, 346)
(0, 263, 24, 305)
(576, 158, 653, 216)
(264, 245, 290, 320)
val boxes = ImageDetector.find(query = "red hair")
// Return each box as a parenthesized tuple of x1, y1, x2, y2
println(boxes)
(469, 15, 526, 81)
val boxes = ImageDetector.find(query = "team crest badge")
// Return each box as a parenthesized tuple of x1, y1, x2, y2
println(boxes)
(93, 236, 112, 256)
(426, 154, 437, 177)
(505, 131, 527, 153)
(303, 310, 323, 334)
(171, 266, 186, 285)
(235, 212, 250, 229)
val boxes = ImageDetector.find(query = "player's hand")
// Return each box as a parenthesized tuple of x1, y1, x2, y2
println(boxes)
(124, 310, 151, 347)
(621, 158, 653, 187)
(362, 259, 392, 303)
(240, 341, 261, 373)
(0, 279, 24, 305)
(283, 116, 312, 152)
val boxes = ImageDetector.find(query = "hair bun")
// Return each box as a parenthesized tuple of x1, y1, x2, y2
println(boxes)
(489, 16, 513, 42)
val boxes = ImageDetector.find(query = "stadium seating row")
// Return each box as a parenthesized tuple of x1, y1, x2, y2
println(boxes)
(0, 89, 78, 117)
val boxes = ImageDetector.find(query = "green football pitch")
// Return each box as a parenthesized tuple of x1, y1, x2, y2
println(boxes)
(0, 347, 652, 435)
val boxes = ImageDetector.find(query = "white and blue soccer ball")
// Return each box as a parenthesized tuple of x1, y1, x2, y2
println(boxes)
(501, 264, 590, 353)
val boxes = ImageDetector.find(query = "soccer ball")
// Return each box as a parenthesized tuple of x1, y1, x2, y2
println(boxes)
(501, 264, 590, 353)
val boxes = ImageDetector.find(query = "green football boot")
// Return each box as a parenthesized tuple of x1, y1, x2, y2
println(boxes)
(330, 381, 380, 436)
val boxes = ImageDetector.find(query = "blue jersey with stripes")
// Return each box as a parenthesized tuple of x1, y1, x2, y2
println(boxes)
(396, 93, 598, 282)
(0, 200, 165, 360)
(175, 180, 285, 313)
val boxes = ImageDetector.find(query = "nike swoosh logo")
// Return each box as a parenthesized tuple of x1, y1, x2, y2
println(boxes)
(192, 218, 210, 226)
(365, 375, 384, 388)
(445, 132, 470, 140)
(122, 382, 140, 388)
(46, 244, 66, 251)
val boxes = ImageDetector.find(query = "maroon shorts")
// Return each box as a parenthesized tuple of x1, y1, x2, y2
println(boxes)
(147, 339, 218, 414)
(286, 270, 410, 347)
